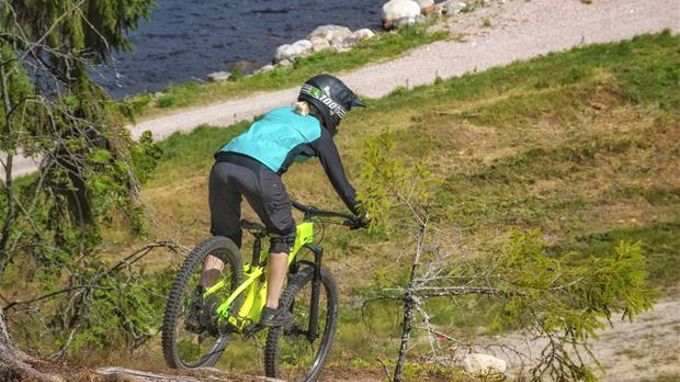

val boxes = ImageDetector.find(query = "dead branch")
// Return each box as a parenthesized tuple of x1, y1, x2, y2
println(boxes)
(0, 308, 64, 381)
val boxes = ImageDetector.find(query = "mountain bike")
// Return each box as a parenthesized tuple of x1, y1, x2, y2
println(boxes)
(161, 201, 364, 381)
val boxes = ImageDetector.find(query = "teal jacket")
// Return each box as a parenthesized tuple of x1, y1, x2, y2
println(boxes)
(217, 107, 358, 213)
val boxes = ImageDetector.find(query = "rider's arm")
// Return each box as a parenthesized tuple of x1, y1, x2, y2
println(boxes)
(310, 129, 360, 215)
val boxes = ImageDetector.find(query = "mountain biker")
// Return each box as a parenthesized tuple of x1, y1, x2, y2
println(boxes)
(200, 74, 367, 328)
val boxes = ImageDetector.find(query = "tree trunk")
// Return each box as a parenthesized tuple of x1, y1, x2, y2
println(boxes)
(0, 308, 63, 382)
(393, 223, 426, 382)
(393, 292, 415, 382)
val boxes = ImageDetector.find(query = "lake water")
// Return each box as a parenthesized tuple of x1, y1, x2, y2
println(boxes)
(98, 0, 383, 98)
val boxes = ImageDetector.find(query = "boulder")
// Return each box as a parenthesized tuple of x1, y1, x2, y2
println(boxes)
(462, 353, 507, 375)
(277, 58, 294, 68)
(206, 71, 230, 82)
(254, 64, 275, 74)
(393, 14, 427, 28)
(415, 0, 436, 15)
(292, 39, 313, 52)
(330, 36, 357, 51)
(309, 36, 331, 52)
(382, 0, 421, 30)
(392, 16, 417, 28)
(274, 39, 313, 62)
(274, 44, 294, 62)
(307, 24, 353, 42)
(439, 0, 467, 15)
(352, 28, 376, 41)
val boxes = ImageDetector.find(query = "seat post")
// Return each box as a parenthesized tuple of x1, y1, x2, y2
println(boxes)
(252, 236, 262, 266)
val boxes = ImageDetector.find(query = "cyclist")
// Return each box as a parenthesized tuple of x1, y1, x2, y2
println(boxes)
(199, 74, 367, 328)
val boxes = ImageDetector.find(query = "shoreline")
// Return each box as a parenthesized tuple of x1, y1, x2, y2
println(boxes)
(3, 0, 679, 179)
(97, 0, 384, 98)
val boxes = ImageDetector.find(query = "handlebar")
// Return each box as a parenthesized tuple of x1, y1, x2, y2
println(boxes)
(292, 201, 365, 230)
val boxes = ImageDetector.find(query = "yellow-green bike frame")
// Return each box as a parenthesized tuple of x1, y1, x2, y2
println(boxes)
(203, 221, 315, 332)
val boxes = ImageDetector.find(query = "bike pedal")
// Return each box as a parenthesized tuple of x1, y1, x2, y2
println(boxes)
(243, 323, 264, 338)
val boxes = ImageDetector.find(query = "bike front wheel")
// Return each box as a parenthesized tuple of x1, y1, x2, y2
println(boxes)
(162, 236, 243, 369)
(264, 266, 339, 382)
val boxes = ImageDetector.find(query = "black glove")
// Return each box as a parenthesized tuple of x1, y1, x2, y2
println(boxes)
(356, 211, 371, 229)
(349, 203, 370, 230)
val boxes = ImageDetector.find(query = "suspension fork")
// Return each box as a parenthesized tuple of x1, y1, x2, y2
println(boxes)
(305, 244, 323, 341)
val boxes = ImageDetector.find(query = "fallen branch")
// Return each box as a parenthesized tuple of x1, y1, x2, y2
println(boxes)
(95, 366, 283, 382)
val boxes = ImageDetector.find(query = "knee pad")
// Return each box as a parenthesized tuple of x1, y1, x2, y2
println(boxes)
(269, 231, 296, 253)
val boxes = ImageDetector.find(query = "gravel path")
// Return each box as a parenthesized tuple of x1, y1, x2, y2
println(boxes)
(4, 0, 679, 178)
(495, 299, 680, 381)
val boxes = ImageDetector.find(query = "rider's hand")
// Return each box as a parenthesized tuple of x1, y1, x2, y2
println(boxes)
(350, 202, 370, 229)
(356, 211, 371, 229)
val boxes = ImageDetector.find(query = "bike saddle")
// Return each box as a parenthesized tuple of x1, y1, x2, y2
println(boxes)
(240, 219, 268, 236)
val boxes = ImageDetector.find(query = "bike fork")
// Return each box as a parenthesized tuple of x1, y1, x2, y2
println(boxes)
(306, 244, 323, 341)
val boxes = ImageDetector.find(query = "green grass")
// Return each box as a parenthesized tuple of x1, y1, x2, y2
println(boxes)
(556, 218, 680, 290)
(128, 25, 449, 117)
(369, 30, 679, 112)
(14, 30, 670, 374)
(147, 122, 249, 187)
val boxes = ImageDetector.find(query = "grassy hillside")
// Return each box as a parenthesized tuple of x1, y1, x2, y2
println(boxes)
(100, 31, 679, 375)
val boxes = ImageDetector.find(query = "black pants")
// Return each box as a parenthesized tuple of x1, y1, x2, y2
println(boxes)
(209, 153, 296, 253)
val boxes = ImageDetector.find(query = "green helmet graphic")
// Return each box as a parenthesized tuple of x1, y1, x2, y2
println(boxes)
(298, 74, 365, 135)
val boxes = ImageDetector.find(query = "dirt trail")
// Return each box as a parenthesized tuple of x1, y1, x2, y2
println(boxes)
(593, 300, 680, 381)
(4, 0, 678, 179)
(490, 299, 680, 381)
(320, 300, 680, 382)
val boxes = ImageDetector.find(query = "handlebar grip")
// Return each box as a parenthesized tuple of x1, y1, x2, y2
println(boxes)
(344, 216, 367, 230)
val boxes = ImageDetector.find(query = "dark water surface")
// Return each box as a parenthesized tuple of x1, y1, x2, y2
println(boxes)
(98, 0, 383, 98)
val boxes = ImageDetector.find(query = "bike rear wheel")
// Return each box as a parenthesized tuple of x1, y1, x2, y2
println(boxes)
(264, 266, 339, 381)
(162, 236, 243, 369)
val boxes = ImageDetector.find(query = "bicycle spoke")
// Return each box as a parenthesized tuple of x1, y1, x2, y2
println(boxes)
(174, 262, 232, 366)
(265, 267, 339, 382)
(162, 237, 243, 370)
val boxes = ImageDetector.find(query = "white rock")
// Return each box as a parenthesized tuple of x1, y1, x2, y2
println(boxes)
(277, 58, 294, 68)
(310, 36, 331, 52)
(394, 14, 426, 28)
(274, 39, 313, 62)
(292, 39, 313, 52)
(439, 0, 467, 15)
(415, 0, 436, 14)
(330, 36, 357, 50)
(255, 64, 275, 74)
(274, 44, 294, 62)
(393, 16, 417, 28)
(206, 71, 230, 82)
(462, 353, 507, 375)
(307, 24, 353, 42)
(382, 0, 421, 29)
(352, 28, 376, 41)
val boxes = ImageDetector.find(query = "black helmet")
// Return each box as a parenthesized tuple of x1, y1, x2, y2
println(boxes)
(298, 74, 365, 135)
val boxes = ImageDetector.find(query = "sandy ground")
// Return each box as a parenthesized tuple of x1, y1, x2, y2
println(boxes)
(486, 299, 680, 381)
(320, 300, 680, 382)
(3, 0, 679, 179)
(593, 300, 680, 381)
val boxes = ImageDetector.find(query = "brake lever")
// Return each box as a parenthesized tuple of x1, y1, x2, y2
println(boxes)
(344, 216, 364, 230)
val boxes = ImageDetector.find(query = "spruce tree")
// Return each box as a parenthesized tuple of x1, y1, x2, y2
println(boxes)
(1, 1, 159, 377)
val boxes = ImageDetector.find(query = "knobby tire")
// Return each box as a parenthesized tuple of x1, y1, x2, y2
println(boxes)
(264, 266, 339, 381)
(162, 236, 243, 369)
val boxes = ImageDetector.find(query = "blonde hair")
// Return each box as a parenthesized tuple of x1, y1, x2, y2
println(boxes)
(293, 100, 311, 116)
